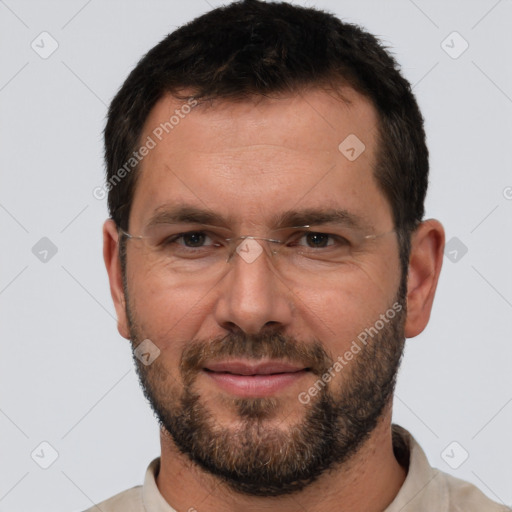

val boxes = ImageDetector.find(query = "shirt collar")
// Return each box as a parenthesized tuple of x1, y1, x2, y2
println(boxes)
(384, 424, 446, 512)
(142, 458, 177, 512)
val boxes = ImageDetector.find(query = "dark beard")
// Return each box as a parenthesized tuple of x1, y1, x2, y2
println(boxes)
(127, 293, 406, 497)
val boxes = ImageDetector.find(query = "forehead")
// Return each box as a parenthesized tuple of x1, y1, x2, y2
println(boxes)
(143, 87, 378, 155)
(130, 87, 389, 230)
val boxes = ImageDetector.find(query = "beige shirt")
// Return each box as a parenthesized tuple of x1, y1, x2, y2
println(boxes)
(85, 425, 509, 511)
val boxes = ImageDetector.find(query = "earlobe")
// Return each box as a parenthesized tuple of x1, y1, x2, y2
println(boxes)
(404, 219, 445, 338)
(103, 219, 131, 339)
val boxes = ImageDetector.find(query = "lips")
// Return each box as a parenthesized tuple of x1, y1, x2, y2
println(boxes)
(203, 360, 309, 397)
(204, 360, 307, 375)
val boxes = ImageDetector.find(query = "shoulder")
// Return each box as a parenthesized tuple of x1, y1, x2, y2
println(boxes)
(82, 485, 143, 512)
(389, 425, 509, 512)
(440, 470, 510, 512)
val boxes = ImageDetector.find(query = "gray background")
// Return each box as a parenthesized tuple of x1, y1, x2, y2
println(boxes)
(1, 0, 511, 510)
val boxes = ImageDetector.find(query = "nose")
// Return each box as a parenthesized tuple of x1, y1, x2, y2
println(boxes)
(213, 238, 294, 335)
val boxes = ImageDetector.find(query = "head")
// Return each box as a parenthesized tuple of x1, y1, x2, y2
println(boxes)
(103, 0, 444, 497)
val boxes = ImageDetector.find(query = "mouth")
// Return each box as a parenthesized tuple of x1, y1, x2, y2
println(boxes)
(202, 360, 310, 397)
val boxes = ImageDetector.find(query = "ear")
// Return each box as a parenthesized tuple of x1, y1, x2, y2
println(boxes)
(103, 219, 131, 339)
(404, 219, 445, 338)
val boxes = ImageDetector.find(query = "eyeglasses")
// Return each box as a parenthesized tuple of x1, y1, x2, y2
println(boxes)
(118, 222, 396, 284)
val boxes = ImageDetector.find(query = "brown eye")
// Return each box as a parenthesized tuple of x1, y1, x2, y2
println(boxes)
(181, 232, 207, 247)
(304, 233, 331, 248)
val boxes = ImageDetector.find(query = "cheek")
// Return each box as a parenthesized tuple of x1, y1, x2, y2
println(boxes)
(126, 257, 212, 348)
(291, 256, 401, 350)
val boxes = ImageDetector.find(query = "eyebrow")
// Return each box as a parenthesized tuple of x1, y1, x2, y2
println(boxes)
(146, 205, 231, 229)
(272, 208, 371, 231)
(145, 205, 372, 232)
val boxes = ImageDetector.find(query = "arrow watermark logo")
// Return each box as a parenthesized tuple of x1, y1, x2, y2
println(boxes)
(31, 441, 59, 469)
(441, 31, 469, 60)
(134, 339, 161, 366)
(31, 31, 59, 59)
(441, 441, 469, 469)
(236, 239, 264, 264)
(338, 134, 366, 162)
(32, 237, 58, 263)
(444, 236, 468, 263)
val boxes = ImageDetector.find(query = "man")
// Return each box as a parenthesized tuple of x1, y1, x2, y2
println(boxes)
(92, 1, 507, 510)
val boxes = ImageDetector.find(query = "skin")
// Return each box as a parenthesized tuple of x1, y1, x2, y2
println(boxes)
(104, 87, 445, 511)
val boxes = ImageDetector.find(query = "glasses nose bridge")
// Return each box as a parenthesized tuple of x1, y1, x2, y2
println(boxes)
(226, 234, 283, 263)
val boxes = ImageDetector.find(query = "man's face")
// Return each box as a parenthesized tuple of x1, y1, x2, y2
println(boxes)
(120, 88, 405, 495)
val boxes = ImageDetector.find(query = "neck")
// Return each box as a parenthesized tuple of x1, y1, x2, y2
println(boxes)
(156, 409, 406, 512)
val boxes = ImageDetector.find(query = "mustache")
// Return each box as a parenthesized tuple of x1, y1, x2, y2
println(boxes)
(180, 331, 333, 379)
